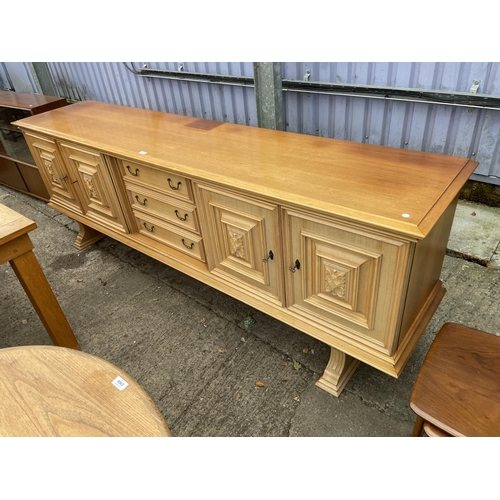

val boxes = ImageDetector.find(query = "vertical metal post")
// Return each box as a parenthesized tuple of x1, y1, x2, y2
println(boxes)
(29, 63, 59, 96)
(253, 62, 284, 131)
(0, 62, 15, 90)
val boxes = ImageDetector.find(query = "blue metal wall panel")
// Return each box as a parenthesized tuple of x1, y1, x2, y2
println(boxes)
(282, 62, 500, 183)
(1, 62, 38, 94)
(282, 62, 500, 94)
(0, 63, 10, 90)
(46, 62, 257, 126)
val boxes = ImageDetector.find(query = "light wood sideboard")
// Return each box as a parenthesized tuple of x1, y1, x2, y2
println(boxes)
(14, 101, 478, 397)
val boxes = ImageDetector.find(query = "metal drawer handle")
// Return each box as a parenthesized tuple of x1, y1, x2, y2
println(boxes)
(289, 259, 301, 273)
(262, 250, 274, 263)
(168, 178, 181, 190)
(135, 195, 147, 206)
(182, 239, 194, 250)
(127, 165, 139, 176)
(143, 222, 154, 232)
(175, 210, 188, 221)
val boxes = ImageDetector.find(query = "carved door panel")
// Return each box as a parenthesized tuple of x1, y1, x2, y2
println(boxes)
(195, 183, 284, 306)
(282, 208, 411, 354)
(24, 133, 83, 214)
(59, 142, 129, 233)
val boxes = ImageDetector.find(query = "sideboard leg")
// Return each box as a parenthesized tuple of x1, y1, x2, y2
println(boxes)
(316, 347, 360, 397)
(73, 222, 105, 250)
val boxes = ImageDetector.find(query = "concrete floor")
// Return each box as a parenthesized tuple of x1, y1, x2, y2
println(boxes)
(1, 184, 499, 437)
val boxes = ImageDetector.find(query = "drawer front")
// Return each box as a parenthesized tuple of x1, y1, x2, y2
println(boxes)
(119, 160, 192, 202)
(283, 208, 411, 354)
(126, 183, 199, 233)
(135, 213, 205, 261)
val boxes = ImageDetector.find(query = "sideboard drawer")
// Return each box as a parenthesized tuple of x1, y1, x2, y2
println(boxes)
(126, 183, 199, 233)
(119, 160, 192, 201)
(134, 213, 205, 261)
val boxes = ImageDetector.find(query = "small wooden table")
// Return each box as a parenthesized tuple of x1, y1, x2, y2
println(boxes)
(0, 202, 79, 349)
(0, 345, 171, 436)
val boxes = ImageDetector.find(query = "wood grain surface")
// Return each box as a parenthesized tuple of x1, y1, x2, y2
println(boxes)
(0, 203, 37, 246)
(410, 322, 500, 437)
(0, 346, 171, 437)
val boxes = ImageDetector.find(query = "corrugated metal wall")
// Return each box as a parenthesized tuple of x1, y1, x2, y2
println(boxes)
(0, 64, 9, 90)
(282, 62, 500, 93)
(282, 62, 500, 184)
(47, 62, 257, 126)
(3, 62, 500, 184)
(1, 62, 38, 94)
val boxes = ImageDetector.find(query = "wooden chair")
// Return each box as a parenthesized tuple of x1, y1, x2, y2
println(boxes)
(410, 322, 500, 437)
(0, 345, 171, 437)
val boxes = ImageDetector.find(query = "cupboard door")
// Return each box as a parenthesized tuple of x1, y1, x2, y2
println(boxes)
(24, 132, 83, 214)
(59, 142, 129, 233)
(196, 183, 284, 306)
(283, 208, 411, 354)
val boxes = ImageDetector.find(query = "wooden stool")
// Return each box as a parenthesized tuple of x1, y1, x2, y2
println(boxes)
(0, 346, 171, 437)
(410, 322, 500, 437)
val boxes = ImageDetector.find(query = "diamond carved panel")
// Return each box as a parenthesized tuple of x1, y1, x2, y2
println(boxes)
(227, 225, 248, 261)
(69, 157, 114, 218)
(219, 211, 259, 271)
(40, 154, 59, 186)
(322, 262, 350, 302)
(59, 142, 128, 233)
(197, 184, 283, 305)
(82, 171, 98, 200)
(24, 133, 82, 212)
(206, 204, 271, 287)
(304, 235, 382, 329)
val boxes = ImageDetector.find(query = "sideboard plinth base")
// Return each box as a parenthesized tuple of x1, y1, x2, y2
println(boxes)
(316, 347, 360, 397)
(74, 222, 105, 250)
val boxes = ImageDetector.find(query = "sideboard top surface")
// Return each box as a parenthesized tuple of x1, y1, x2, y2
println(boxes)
(14, 100, 478, 238)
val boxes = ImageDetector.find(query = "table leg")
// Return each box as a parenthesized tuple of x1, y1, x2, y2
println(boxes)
(315, 346, 360, 397)
(411, 415, 425, 437)
(9, 248, 80, 350)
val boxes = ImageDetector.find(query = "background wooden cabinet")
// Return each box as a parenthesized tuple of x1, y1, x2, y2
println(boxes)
(0, 90, 68, 200)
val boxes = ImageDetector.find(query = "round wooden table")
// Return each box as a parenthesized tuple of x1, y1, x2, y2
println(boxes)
(0, 345, 171, 437)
